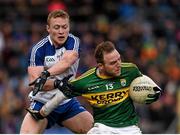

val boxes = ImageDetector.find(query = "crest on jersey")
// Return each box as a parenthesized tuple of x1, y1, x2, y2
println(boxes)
(120, 79, 126, 87)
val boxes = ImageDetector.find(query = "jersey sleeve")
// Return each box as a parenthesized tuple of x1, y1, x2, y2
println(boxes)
(65, 34, 81, 57)
(66, 78, 86, 97)
(28, 45, 45, 66)
(131, 63, 143, 79)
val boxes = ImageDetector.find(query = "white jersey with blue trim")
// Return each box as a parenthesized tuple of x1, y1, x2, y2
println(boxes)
(28, 33, 80, 104)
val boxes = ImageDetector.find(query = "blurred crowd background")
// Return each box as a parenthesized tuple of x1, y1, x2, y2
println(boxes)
(0, 0, 179, 134)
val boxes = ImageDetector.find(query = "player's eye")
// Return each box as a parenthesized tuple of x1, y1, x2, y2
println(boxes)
(110, 61, 116, 65)
(54, 25, 60, 30)
(62, 25, 68, 29)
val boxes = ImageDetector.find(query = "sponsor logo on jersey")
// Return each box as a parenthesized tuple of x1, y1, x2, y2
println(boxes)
(45, 57, 55, 62)
(88, 85, 100, 91)
(120, 79, 126, 87)
(82, 87, 129, 107)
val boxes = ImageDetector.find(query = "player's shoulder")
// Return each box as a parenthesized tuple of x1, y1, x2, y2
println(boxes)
(69, 33, 79, 38)
(121, 62, 138, 68)
(65, 33, 80, 50)
(121, 62, 142, 76)
(71, 68, 96, 82)
(68, 33, 80, 42)
(29, 36, 51, 55)
(32, 36, 50, 49)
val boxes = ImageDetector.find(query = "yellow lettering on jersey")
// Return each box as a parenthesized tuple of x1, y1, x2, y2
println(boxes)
(82, 87, 129, 107)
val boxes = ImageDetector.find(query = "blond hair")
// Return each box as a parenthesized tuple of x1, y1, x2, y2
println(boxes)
(47, 10, 70, 25)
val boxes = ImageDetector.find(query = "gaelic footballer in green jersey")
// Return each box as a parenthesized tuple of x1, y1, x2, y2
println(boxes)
(69, 63, 142, 128)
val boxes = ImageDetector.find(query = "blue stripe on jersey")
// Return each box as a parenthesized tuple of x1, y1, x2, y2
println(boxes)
(30, 37, 49, 66)
(28, 34, 80, 66)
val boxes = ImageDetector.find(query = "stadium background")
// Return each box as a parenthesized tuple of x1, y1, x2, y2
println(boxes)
(0, 0, 179, 133)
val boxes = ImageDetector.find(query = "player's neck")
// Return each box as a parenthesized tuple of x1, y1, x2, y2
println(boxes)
(96, 68, 112, 79)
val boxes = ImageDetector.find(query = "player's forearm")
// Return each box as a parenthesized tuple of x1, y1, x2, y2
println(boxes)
(48, 51, 78, 76)
(40, 91, 67, 116)
(47, 60, 73, 75)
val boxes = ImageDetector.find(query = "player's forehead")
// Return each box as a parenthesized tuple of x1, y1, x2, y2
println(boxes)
(49, 17, 69, 26)
(103, 50, 120, 63)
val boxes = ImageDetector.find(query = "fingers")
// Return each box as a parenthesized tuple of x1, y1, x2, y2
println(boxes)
(32, 87, 39, 96)
(147, 94, 156, 98)
(31, 78, 46, 96)
(29, 79, 37, 86)
(29, 76, 42, 86)
(147, 92, 160, 98)
(153, 86, 162, 92)
(145, 97, 156, 104)
(146, 93, 160, 104)
(29, 71, 50, 96)
(65, 74, 73, 80)
(145, 87, 162, 104)
(32, 85, 42, 96)
(145, 99, 154, 104)
(145, 97, 158, 104)
(63, 74, 73, 83)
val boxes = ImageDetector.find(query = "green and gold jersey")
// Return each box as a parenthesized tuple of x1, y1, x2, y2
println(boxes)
(70, 62, 142, 127)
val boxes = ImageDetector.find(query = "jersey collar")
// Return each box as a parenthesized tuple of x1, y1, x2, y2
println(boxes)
(96, 68, 113, 79)
(48, 35, 53, 46)
(47, 35, 67, 49)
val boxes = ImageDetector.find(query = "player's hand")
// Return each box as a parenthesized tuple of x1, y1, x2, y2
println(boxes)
(145, 87, 162, 104)
(29, 70, 50, 96)
(54, 74, 75, 98)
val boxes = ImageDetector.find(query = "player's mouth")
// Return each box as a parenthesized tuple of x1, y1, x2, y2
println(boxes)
(58, 36, 65, 41)
(115, 69, 120, 74)
(115, 70, 120, 74)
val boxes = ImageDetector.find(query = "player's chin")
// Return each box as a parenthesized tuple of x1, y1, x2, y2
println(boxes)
(57, 40, 65, 45)
(113, 71, 120, 77)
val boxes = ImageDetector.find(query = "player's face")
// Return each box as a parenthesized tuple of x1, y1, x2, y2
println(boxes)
(102, 50, 121, 77)
(47, 17, 70, 47)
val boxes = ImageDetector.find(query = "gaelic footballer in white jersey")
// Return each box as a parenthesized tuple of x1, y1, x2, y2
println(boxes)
(28, 33, 80, 105)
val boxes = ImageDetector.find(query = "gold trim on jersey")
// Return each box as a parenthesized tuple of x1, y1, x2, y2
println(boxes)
(71, 68, 96, 82)
(82, 87, 129, 107)
(96, 68, 113, 79)
(121, 62, 137, 68)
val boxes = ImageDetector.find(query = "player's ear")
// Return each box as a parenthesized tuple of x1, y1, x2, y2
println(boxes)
(46, 25, 50, 32)
(98, 63, 104, 71)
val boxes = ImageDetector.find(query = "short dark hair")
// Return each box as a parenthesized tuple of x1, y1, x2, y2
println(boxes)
(94, 41, 115, 63)
(47, 10, 69, 26)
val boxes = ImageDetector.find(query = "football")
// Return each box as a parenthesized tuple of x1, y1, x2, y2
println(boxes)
(129, 75, 159, 104)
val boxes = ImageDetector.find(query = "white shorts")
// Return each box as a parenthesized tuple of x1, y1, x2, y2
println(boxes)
(87, 123, 142, 134)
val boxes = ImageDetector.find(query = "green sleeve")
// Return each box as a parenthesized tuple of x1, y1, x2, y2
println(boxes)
(67, 79, 86, 97)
